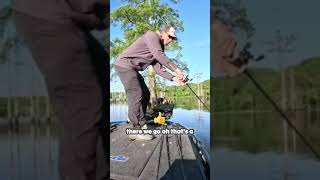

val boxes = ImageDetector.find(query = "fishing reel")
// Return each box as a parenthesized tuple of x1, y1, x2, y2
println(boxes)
(240, 42, 265, 63)
(184, 75, 192, 82)
(218, 42, 265, 77)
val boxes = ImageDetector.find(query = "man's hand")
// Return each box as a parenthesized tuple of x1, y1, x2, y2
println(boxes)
(174, 68, 186, 81)
(172, 77, 186, 86)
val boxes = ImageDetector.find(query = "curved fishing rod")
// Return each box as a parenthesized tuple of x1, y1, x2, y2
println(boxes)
(184, 76, 211, 111)
(241, 43, 320, 160)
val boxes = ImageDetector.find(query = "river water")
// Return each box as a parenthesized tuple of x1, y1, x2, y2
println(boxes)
(213, 111, 320, 180)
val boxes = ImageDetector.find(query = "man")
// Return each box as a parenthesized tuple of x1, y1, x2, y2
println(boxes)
(114, 26, 186, 140)
(12, 1, 108, 180)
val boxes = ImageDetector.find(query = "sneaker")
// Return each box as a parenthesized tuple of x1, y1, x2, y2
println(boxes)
(128, 134, 154, 141)
(141, 124, 148, 129)
(128, 124, 154, 141)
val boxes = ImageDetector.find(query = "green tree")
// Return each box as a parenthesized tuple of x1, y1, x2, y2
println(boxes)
(110, 0, 187, 99)
(213, 0, 255, 38)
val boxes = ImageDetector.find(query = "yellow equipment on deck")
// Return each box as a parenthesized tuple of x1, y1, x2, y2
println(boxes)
(154, 112, 166, 125)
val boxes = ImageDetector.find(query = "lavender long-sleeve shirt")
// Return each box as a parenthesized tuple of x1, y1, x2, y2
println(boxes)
(115, 31, 178, 80)
(12, 0, 108, 30)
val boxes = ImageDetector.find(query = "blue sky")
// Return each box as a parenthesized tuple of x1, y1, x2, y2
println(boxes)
(110, 0, 210, 92)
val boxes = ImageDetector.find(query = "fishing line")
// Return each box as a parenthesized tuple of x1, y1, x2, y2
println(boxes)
(185, 83, 210, 112)
(245, 70, 320, 160)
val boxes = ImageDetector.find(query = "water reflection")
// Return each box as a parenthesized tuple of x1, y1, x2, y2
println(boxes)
(0, 121, 59, 180)
(213, 111, 320, 179)
(214, 148, 320, 180)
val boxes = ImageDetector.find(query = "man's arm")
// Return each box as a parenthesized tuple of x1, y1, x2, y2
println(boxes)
(152, 63, 174, 81)
(152, 63, 186, 86)
(212, 19, 246, 77)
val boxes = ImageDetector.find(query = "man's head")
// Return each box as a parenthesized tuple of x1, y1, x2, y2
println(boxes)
(160, 26, 177, 45)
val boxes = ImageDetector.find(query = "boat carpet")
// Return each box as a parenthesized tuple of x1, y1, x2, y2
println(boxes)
(110, 123, 205, 180)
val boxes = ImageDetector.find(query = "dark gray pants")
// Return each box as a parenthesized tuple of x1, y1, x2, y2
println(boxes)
(14, 11, 109, 180)
(115, 66, 150, 127)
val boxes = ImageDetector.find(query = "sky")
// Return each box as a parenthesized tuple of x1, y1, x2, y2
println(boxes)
(110, 0, 210, 92)
(237, 0, 320, 69)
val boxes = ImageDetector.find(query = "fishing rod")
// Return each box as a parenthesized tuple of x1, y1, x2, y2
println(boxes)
(184, 76, 211, 111)
(241, 43, 320, 160)
(244, 69, 320, 160)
